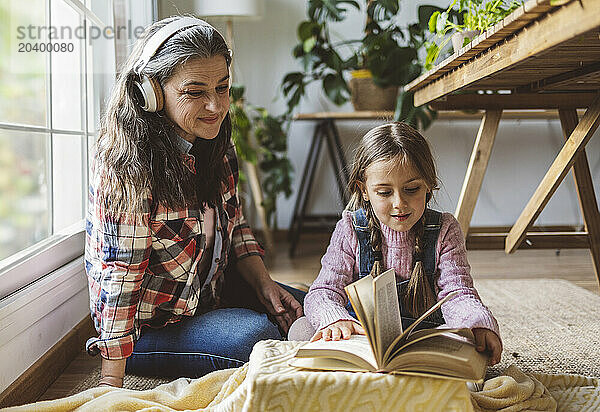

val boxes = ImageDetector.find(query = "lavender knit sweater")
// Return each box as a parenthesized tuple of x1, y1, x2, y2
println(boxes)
(304, 211, 501, 339)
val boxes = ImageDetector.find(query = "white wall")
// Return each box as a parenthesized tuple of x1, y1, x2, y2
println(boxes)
(164, 0, 600, 229)
(0, 259, 88, 394)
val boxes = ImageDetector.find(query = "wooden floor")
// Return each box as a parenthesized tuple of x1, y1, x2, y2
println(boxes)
(39, 232, 599, 401)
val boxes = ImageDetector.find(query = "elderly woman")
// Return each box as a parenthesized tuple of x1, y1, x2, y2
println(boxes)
(85, 16, 304, 388)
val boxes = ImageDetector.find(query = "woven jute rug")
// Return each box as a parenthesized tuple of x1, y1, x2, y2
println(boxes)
(68, 369, 170, 394)
(477, 279, 600, 378)
(69, 278, 600, 394)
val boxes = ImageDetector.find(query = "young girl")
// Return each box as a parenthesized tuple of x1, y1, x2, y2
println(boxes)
(290, 122, 502, 365)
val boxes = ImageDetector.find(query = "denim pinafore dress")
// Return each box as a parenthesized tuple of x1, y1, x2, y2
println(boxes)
(345, 208, 445, 331)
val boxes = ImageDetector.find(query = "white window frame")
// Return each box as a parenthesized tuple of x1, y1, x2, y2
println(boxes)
(0, 220, 84, 300)
(0, 0, 92, 299)
(0, 0, 156, 300)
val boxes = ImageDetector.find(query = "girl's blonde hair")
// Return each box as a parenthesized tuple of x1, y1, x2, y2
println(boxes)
(346, 122, 439, 317)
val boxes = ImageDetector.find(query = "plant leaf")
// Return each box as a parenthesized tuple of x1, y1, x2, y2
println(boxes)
(303, 36, 318, 53)
(420, 6, 445, 31)
(297, 20, 320, 41)
(428, 11, 440, 33)
(323, 73, 349, 105)
(436, 11, 448, 33)
(229, 84, 245, 102)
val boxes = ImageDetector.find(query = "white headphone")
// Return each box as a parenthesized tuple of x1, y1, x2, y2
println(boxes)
(133, 17, 207, 112)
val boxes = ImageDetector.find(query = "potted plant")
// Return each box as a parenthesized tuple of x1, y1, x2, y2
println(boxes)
(230, 84, 293, 228)
(281, 0, 439, 130)
(425, 0, 522, 70)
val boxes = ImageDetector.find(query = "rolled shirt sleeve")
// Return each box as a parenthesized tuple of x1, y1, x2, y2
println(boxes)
(85, 179, 152, 360)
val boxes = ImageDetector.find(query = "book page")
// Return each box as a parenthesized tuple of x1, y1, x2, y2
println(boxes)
(290, 356, 372, 373)
(373, 268, 402, 365)
(383, 335, 488, 382)
(293, 335, 377, 371)
(402, 290, 459, 339)
(381, 290, 460, 363)
(384, 290, 460, 356)
(345, 275, 376, 352)
(384, 327, 472, 363)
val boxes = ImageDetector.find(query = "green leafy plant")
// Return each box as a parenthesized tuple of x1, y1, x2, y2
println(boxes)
(425, 0, 522, 70)
(230, 84, 293, 228)
(281, 0, 439, 130)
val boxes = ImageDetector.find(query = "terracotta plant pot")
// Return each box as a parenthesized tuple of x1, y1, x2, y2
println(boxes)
(451, 29, 481, 53)
(349, 70, 398, 111)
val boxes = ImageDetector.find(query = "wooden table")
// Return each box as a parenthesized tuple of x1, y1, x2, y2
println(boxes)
(405, 0, 600, 284)
(289, 109, 592, 257)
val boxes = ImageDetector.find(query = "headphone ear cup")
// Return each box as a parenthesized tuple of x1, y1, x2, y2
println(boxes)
(134, 75, 164, 112)
(148, 77, 164, 112)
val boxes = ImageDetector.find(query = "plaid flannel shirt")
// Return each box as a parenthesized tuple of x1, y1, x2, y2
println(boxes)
(85, 140, 263, 360)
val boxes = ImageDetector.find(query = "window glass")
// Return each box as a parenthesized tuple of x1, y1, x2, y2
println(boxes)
(0, 0, 47, 126)
(0, 130, 50, 261)
(88, 134, 96, 163)
(52, 134, 85, 232)
(86, 49, 97, 134)
(50, 0, 83, 131)
(0, 0, 137, 297)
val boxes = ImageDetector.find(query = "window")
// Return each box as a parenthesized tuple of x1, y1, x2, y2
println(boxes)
(0, 0, 105, 298)
(0, 0, 155, 299)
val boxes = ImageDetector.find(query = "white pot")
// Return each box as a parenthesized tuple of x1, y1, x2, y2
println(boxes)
(451, 29, 481, 53)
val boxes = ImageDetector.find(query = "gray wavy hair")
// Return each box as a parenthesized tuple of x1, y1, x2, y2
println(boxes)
(95, 16, 232, 215)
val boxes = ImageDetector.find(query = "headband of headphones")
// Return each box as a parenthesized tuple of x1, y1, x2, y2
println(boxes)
(133, 17, 207, 75)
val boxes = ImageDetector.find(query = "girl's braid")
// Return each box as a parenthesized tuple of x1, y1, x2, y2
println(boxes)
(366, 203, 384, 278)
(403, 215, 437, 317)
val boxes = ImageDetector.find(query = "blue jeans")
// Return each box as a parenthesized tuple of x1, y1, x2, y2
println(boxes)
(126, 275, 306, 378)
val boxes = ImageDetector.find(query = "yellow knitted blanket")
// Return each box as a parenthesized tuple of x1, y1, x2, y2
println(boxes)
(472, 365, 600, 412)
(5, 341, 599, 412)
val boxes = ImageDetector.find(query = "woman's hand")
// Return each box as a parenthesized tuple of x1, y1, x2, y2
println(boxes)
(98, 376, 124, 388)
(236, 255, 303, 333)
(99, 358, 126, 388)
(473, 328, 502, 366)
(311, 320, 365, 342)
(254, 279, 303, 333)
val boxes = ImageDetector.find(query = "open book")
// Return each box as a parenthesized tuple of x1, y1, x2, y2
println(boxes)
(291, 268, 489, 382)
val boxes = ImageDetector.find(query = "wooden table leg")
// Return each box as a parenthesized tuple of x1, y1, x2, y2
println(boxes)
(506, 93, 600, 255)
(559, 109, 600, 284)
(454, 109, 502, 234)
(323, 120, 349, 206)
(244, 161, 273, 251)
(325, 120, 350, 188)
(288, 122, 325, 257)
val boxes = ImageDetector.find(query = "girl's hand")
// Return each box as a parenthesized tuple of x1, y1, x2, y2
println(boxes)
(311, 320, 365, 342)
(255, 279, 303, 334)
(473, 328, 502, 365)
